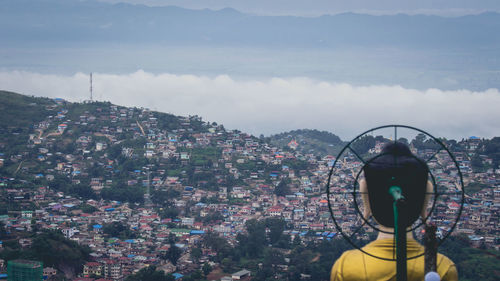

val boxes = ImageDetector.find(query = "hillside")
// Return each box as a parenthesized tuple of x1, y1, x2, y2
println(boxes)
(0, 90, 498, 280)
(269, 129, 346, 156)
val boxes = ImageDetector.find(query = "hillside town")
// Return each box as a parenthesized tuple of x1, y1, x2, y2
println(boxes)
(0, 97, 498, 280)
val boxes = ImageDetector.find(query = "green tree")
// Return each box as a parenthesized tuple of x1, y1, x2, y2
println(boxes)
(274, 179, 291, 197)
(265, 217, 285, 245)
(240, 219, 266, 258)
(165, 244, 182, 265)
(203, 232, 231, 261)
(160, 206, 180, 219)
(190, 247, 202, 262)
(221, 257, 234, 272)
(352, 135, 376, 155)
(183, 270, 204, 281)
(0, 222, 7, 239)
(102, 221, 136, 239)
(292, 235, 302, 247)
(202, 263, 212, 276)
(29, 230, 91, 276)
(125, 266, 174, 281)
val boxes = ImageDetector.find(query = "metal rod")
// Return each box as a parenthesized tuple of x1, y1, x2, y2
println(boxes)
(425, 224, 438, 274)
(395, 199, 408, 281)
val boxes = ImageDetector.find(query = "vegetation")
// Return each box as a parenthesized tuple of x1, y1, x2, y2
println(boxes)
(0, 90, 53, 130)
(411, 133, 441, 151)
(440, 234, 500, 281)
(351, 135, 376, 155)
(164, 243, 182, 265)
(102, 221, 137, 239)
(274, 179, 291, 197)
(125, 265, 175, 281)
(0, 229, 91, 278)
(480, 137, 500, 168)
(269, 129, 345, 156)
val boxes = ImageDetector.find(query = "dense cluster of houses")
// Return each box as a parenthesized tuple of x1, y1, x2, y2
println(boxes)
(0, 100, 498, 280)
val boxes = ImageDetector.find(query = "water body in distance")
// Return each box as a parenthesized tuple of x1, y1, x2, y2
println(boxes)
(1, 44, 498, 91)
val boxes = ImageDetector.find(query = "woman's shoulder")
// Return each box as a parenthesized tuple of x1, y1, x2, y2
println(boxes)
(331, 250, 365, 281)
(437, 253, 458, 281)
(337, 248, 365, 262)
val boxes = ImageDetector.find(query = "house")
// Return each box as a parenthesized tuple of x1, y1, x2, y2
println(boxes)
(232, 269, 251, 280)
(83, 262, 102, 277)
(43, 267, 57, 278)
(57, 124, 67, 133)
(103, 260, 122, 280)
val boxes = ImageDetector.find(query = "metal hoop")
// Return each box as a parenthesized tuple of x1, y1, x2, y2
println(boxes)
(326, 125, 464, 261)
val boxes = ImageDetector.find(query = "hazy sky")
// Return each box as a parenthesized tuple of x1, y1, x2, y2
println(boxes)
(97, 0, 500, 16)
(2, 1, 499, 139)
(1, 71, 499, 140)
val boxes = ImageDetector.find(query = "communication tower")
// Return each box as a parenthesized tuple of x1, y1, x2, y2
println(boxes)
(90, 72, 93, 101)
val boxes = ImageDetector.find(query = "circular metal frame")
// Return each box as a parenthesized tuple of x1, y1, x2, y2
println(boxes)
(326, 125, 465, 261)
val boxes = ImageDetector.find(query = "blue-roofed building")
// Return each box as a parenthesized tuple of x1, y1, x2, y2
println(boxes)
(190, 230, 205, 235)
(172, 273, 183, 280)
(327, 232, 337, 238)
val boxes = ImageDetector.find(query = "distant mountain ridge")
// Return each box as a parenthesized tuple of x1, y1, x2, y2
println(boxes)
(2, 0, 500, 49)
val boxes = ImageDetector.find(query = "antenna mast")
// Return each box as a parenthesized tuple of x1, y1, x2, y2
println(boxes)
(90, 72, 93, 101)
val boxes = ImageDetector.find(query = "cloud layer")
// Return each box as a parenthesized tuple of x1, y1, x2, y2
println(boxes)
(1, 70, 499, 140)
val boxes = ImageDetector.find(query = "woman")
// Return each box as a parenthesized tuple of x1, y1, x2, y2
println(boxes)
(330, 142, 457, 281)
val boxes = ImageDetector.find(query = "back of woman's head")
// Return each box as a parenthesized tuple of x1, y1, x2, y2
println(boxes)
(363, 141, 429, 228)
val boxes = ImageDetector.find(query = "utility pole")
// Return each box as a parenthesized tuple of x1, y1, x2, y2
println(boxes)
(144, 170, 153, 208)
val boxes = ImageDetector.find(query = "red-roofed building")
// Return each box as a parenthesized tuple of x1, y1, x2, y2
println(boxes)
(268, 206, 283, 217)
(83, 262, 102, 277)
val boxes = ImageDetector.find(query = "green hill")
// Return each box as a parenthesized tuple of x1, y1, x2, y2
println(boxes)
(0, 90, 54, 129)
(269, 129, 346, 156)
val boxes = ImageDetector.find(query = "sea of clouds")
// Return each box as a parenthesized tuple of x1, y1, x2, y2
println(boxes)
(1, 70, 499, 140)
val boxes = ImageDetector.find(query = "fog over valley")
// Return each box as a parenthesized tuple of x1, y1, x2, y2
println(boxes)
(2, 70, 499, 139)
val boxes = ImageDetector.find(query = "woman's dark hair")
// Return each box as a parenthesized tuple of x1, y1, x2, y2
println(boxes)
(363, 141, 429, 228)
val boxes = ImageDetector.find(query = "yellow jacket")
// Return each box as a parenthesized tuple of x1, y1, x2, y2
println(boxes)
(331, 239, 458, 281)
